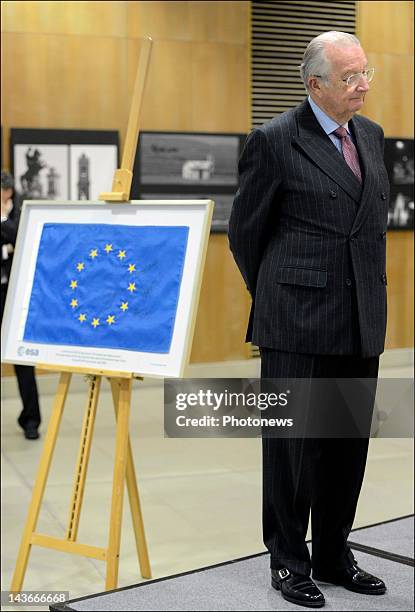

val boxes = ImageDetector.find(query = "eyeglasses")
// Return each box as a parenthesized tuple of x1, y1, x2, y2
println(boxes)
(314, 68, 375, 87)
(342, 68, 375, 87)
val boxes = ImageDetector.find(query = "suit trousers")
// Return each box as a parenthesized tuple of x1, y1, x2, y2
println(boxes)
(260, 349, 379, 576)
(1, 283, 41, 428)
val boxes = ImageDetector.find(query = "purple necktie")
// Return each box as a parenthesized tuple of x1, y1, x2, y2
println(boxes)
(333, 127, 362, 183)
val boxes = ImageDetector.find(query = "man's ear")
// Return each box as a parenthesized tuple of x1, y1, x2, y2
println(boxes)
(308, 76, 322, 96)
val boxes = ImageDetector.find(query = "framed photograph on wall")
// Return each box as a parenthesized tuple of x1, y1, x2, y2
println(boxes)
(384, 138, 414, 230)
(13, 144, 69, 199)
(131, 131, 246, 232)
(140, 192, 234, 233)
(69, 144, 118, 200)
(1, 199, 213, 378)
(10, 129, 119, 202)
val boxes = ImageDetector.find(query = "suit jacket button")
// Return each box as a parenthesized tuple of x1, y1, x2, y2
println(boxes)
(330, 190, 337, 198)
(346, 278, 352, 287)
(381, 192, 387, 200)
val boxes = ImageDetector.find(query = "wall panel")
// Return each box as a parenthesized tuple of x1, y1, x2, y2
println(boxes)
(127, 1, 249, 44)
(357, 1, 413, 55)
(187, 1, 250, 44)
(1, 1, 127, 37)
(385, 231, 414, 349)
(127, 39, 194, 133)
(189, 42, 249, 132)
(127, 1, 191, 41)
(363, 52, 414, 138)
(126, 39, 249, 133)
(357, 0, 414, 349)
(2, 33, 127, 133)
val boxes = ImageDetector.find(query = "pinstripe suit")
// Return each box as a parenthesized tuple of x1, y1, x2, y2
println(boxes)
(228, 99, 389, 576)
(229, 98, 389, 357)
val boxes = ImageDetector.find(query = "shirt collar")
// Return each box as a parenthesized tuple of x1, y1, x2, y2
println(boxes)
(308, 95, 350, 136)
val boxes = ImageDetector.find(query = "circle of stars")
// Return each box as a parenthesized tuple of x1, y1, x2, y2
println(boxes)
(67, 243, 138, 329)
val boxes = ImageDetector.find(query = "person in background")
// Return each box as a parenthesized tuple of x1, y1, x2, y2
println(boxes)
(1, 170, 41, 440)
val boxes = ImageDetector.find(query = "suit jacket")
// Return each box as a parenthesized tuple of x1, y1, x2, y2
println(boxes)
(1, 192, 22, 284)
(228, 99, 389, 358)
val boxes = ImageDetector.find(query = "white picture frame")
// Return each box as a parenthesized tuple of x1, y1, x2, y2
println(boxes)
(1, 200, 213, 378)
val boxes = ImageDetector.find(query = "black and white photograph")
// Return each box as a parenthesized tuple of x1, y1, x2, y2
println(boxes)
(69, 144, 118, 200)
(141, 192, 234, 232)
(131, 131, 246, 232)
(10, 128, 119, 202)
(388, 189, 414, 229)
(384, 138, 414, 230)
(137, 132, 241, 187)
(13, 144, 69, 200)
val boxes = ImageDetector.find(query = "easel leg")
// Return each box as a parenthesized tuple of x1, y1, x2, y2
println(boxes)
(66, 375, 101, 541)
(106, 378, 132, 590)
(11, 372, 72, 592)
(110, 380, 152, 579)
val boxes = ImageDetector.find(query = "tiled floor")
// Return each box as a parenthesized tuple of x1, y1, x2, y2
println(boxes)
(1, 356, 413, 611)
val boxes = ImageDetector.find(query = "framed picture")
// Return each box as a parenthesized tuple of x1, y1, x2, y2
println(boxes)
(140, 192, 234, 233)
(1, 200, 213, 378)
(10, 129, 119, 202)
(384, 138, 414, 230)
(13, 144, 69, 199)
(131, 131, 246, 233)
(69, 144, 118, 200)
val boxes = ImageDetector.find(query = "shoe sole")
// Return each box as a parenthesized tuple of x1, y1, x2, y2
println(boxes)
(272, 579, 325, 608)
(313, 576, 386, 595)
(24, 432, 40, 440)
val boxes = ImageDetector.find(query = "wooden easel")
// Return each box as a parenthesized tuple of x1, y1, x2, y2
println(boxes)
(11, 37, 154, 592)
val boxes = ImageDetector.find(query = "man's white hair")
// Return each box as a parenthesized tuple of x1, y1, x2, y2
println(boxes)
(299, 31, 361, 92)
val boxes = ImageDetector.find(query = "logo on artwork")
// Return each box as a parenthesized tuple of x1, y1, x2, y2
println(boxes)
(17, 346, 39, 357)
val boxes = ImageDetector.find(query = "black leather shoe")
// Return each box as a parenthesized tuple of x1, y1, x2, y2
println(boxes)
(313, 564, 386, 595)
(18, 419, 40, 440)
(272, 568, 325, 608)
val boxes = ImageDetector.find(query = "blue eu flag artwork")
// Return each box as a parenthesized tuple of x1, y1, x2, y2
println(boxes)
(24, 223, 189, 353)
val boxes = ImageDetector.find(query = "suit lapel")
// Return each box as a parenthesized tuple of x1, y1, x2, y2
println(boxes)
(292, 100, 362, 204)
(349, 116, 378, 233)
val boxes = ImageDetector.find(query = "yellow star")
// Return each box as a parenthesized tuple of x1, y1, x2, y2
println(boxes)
(89, 249, 98, 259)
(118, 250, 126, 260)
(78, 313, 87, 323)
(120, 302, 129, 312)
(70, 280, 78, 290)
(76, 262, 85, 272)
(127, 282, 136, 293)
(105, 244, 113, 254)
(70, 299, 78, 309)
(128, 264, 136, 273)
(106, 315, 115, 325)
(92, 318, 100, 328)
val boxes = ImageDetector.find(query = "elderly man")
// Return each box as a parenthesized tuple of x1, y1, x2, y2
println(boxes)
(229, 32, 388, 608)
